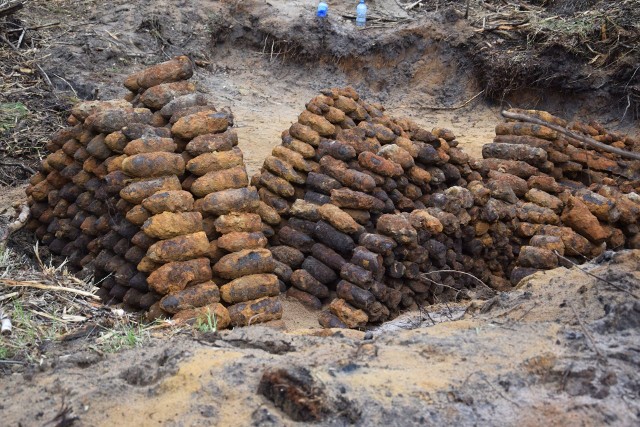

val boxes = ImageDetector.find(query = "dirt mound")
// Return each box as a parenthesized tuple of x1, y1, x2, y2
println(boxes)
(1, 250, 638, 425)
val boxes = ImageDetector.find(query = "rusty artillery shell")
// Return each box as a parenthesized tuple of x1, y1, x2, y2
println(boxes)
(358, 151, 403, 177)
(366, 301, 390, 323)
(298, 109, 336, 136)
(290, 269, 329, 298)
(287, 287, 322, 310)
(214, 212, 263, 234)
(141, 190, 194, 214)
(313, 220, 355, 255)
(329, 298, 368, 329)
(138, 292, 160, 310)
(317, 203, 363, 235)
(122, 288, 144, 308)
(330, 188, 384, 211)
(278, 226, 315, 253)
(271, 245, 305, 269)
(120, 175, 182, 204)
(388, 261, 405, 278)
(124, 55, 192, 90)
(121, 152, 185, 178)
(146, 231, 210, 263)
(301, 256, 338, 285)
(273, 259, 293, 282)
(217, 231, 268, 252)
(257, 201, 281, 226)
(173, 303, 231, 329)
(289, 122, 321, 146)
(351, 246, 384, 281)
(289, 199, 320, 221)
(147, 257, 212, 295)
(310, 243, 347, 272)
(123, 136, 177, 155)
(376, 214, 418, 246)
(112, 238, 131, 256)
(358, 232, 397, 254)
(377, 144, 414, 170)
(306, 172, 342, 195)
(259, 170, 296, 198)
(213, 249, 276, 279)
(200, 187, 260, 216)
(142, 211, 203, 240)
(272, 146, 314, 172)
(320, 156, 376, 192)
(318, 139, 357, 161)
(228, 296, 282, 327)
(185, 146, 243, 175)
(190, 165, 248, 197)
(281, 134, 316, 158)
(340, 263, 372, 289)
(259, 187, 290, 214)
(128, 271, 149, 292)
(47, 150, 75, 171)
(219, 273, 280, 304)
(264, 155, 306, 185)
(184, 130, 238, 155)
(139, 81, 196, 110)
(131, 231, 157, 250)
(318, 310, 348, 328)
(171, 110, 231, 140)
(287, 218, 317, 235)
(125, 205, 150, 226)
(495, 122, 557, 140)
(304, 190, 331, 206)
(160, 281, 221, 313)
(108, 284, 129, 301)
(482, 143, 548, 167)
(336, 280, 375, 311)
(479, 158, 539, 179)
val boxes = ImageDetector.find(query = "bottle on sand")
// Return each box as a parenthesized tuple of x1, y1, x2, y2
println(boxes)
(356, 0, 367, 27)
(317, 2, 328, 18)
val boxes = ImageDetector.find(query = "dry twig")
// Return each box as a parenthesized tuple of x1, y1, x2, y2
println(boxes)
(568, 301, 607, 364)
(554, 250, 639, 300)
(0, 279, 101, 300)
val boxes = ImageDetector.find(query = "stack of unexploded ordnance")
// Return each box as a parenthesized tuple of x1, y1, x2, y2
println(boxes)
(475, 109, 640, 283)
(24, 56, 640, 331)
(251, 87, 507, 328)
(252, 90, 640, 329)
(25, 56, 282, 329)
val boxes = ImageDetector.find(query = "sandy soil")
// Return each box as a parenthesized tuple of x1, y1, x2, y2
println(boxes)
(2, 251, 639, 426)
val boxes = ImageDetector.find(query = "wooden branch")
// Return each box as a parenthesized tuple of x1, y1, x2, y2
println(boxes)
(0, 279, 101, 300)
(568, 301, 607, 363)
(501, 110, 640, 160)
(554, 250, 640, 299)
(0, 161, 36, 174)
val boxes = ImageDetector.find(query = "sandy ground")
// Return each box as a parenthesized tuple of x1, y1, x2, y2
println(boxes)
(2, 251, 639, 426)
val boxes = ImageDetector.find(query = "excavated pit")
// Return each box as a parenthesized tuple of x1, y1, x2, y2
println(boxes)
(24, 56, 640, 330)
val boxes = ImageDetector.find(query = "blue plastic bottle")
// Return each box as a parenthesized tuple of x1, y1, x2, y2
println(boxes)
(356, 0, 367, 27)
(317, 2, 328, 18)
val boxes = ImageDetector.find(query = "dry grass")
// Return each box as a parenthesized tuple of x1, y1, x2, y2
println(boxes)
(0, 242, 172, 365)
(0, 1, 75, 184)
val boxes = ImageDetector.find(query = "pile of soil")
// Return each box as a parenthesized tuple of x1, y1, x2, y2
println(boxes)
(1, 250, 639, 425)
